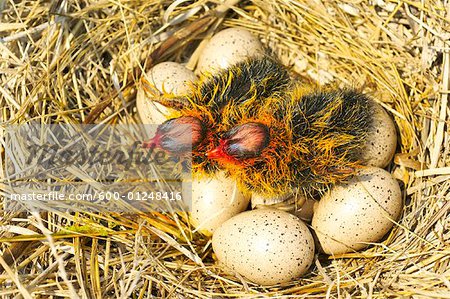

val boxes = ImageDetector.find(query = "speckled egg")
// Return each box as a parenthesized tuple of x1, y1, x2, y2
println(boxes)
(196, 27, 264, 74)
(212, 208, 315, 285)
(312, 166, 402, 255)
(363, 103, 397, 168)
(136, 62, 197, 124)
(190, 172, 250, 235)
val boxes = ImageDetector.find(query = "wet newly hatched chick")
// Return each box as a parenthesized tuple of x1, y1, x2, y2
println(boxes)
(145, 56, 291, 169)
(145, 57, 374, 196)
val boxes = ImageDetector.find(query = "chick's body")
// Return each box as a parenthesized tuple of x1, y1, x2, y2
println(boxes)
(152, 57, 374, 196)
(180, 57, 292, 173)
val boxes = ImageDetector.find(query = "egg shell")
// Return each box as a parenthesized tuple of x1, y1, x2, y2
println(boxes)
(251, 192, 300, 209)
(312, 166, 402, 255)
(136, 62, 197, 124)
(212, 208, 315, 285)
(363, 104, 397, 168)
(190, 172, 250, 235)
(196, 27, 264, 75)
(294, 198, 316, 222)
(252, 192, 315, 222)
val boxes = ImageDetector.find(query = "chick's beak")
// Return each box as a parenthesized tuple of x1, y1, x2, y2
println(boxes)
(142, 133, 161, 149)
(206, 139, 228, 160)
(206, 143, 244, 167)
(206, 146, 224, 159)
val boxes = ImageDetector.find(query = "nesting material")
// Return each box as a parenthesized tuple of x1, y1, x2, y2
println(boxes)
(0, 0, 448, 297)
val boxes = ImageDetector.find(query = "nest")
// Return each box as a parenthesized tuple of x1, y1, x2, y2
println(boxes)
(0, 0, 449, 297)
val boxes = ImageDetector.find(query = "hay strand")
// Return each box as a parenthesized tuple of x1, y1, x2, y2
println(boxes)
(0, 0, 449, 297)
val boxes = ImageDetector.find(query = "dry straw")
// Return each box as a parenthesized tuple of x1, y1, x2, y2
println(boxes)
(0, 0, 449, 298)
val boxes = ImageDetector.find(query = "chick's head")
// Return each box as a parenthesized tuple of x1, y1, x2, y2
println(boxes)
(149, 115, 274, 167)
(145, 93, 294, 198)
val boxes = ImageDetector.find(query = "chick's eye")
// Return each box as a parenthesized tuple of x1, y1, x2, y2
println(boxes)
(154, 116, 206, 154)
(223, 123, 270, 159)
